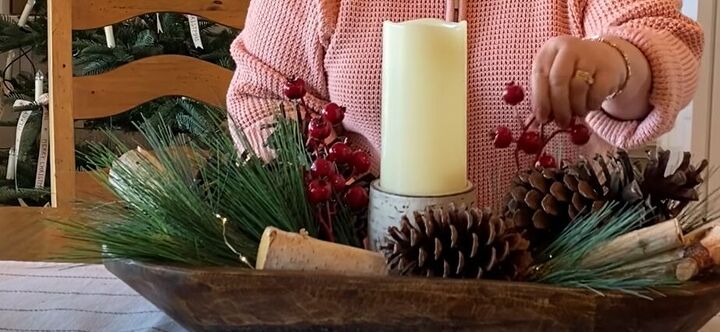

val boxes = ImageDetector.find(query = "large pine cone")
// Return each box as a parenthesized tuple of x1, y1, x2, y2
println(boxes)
(504, 149, 707, 246)
(382, 204, 533, 280)
(639, 149, 708, 221)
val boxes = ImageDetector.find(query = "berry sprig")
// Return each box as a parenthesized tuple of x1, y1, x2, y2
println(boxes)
(284, 78, 371, 243)
(491, 82, 591, 171)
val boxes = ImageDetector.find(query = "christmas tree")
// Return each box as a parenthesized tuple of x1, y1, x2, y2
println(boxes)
(0, 0, 237, 206)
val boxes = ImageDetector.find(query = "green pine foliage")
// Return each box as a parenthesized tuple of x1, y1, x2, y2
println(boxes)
(0, 186, 49, 203)
(3, 72, 38, 102)
(529, 203, 681, 295)
(0, 109, 50, 207)
(1, 1, 239, 205)
(73, 13, 236, 77)
(58, 108, 361, 265)
(0, 12, 47, 57)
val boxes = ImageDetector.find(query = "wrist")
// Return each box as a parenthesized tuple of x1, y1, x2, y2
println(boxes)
(597, 36, 652, 121)
(586, 36, 631, 98)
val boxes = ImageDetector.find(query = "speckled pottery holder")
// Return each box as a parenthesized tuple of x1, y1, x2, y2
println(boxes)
(367, 179, 477, 251)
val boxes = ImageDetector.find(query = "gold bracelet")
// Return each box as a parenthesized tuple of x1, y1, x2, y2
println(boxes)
(587, 36, 632, 99)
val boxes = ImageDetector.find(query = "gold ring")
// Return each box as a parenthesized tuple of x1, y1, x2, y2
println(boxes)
(574, 70, 595, 85)
(605, 90, 620, 101)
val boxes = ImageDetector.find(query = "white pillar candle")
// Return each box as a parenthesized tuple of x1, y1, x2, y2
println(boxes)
(380, 19, 468, 196)
(104, 26, 116, 48)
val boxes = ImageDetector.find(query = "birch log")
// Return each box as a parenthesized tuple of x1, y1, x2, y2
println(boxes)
(256, 227, 388, 276)
(580, 219, 684, 269)
(603, 226, 720, 282)
(684, 220, 720, 245)
(676, 226, 720, 281)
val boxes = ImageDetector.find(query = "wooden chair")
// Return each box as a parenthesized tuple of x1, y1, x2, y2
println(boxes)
(0, 0, 249, 261)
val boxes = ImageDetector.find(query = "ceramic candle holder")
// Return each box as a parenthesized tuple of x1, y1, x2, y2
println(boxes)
(367, 179, 477, 251)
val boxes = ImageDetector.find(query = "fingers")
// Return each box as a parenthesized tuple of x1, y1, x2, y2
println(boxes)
(570, 75, 591, 117)
(548, 49, 575, 128)
(570, 59, 595, 118)
(587, 71, 618, 111)
(532, 45, 558, 125)
(533, 37, 624, 128)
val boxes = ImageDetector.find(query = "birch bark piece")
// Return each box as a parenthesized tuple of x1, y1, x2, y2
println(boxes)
(256, 227, 388, 276)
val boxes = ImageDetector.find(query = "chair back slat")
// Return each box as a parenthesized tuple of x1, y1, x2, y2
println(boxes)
(49, 0, 77, 207)
(72, 0, 249, 29)
(46, 0, 247, 207)
(73, 55, 232, 120)
(0, 0, 248, 261)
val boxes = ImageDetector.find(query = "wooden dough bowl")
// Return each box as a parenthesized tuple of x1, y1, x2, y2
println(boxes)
(105, 260, 720, 332)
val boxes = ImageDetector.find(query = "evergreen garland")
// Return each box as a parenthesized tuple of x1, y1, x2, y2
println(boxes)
(0, 1, 239, 206)
(58, 109, 362, 264)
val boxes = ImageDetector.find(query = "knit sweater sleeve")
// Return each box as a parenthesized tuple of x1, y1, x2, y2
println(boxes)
(226, 0, 339, 151)
(576, 0, 703, 148)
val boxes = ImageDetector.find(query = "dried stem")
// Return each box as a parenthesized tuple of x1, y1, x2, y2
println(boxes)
(514, 115, 538, 172)
(299, 97, 319, 116)
(294, 102, 309, 139)
(315, 205, 334, 242)
(326, 202, 335, 243)
(534, 129, 569, 164)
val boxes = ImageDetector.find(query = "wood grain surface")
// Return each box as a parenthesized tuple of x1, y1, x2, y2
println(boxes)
(0, 207, 70, 261)
(48, 0, 76, 207)
(73, 55, 233, 119)
(71, 0, 249, 29)
(106, 260, 720, 332)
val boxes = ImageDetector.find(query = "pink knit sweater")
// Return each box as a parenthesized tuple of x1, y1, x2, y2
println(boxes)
(227, 0, 703, 208)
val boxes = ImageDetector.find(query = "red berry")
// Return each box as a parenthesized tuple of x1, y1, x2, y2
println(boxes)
(492, 126, 513, 148)
(328, 142, 353, 164)
(308, 117, 332, 140)
(570, 124, 591, 146)
(283, 78, 306, 100)
(344, 186, 369, 209)
(351, 150, 371, 174)
(536, 153, 558, 169)
(322, 103, 345, 125)
(310, 159, 334, 178)
(503, 82, 525, 106)
(329, 174, 346, 192)
(517, 131, 543, 154)
(308, 179, 332, 204)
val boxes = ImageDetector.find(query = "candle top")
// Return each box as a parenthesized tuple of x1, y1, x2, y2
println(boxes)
(383, 18, 466, 30)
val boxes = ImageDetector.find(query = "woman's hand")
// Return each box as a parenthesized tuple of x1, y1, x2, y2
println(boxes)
(531, 36, 630, 128)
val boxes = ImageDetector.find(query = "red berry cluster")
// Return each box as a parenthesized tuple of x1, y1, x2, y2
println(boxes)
(284, 78, 371, 242)
(306, 144, 370, 208)
(492, 82, 591, 170)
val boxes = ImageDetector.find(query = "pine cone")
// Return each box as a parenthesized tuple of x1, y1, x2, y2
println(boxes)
(382, 204, 533, 280)
(639, 149, 708, 221)
(503, 149, 707, 246)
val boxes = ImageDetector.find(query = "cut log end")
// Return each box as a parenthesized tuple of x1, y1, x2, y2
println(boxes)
(255, 227, 388, 276)
(255, 227, 279, 270)
(676, 260, 699, 282)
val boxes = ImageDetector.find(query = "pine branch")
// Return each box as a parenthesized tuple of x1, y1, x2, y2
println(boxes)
(0, 16, 43, 53)
(56, 106, 352, 266)
(529, 203, 680, 294)
(0, 187, 49, 204)
(60, 115, 251, 265)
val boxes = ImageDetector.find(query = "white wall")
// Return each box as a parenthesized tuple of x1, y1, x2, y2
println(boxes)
(0, 0, 9, 15)
(657, 0, 699, 151)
